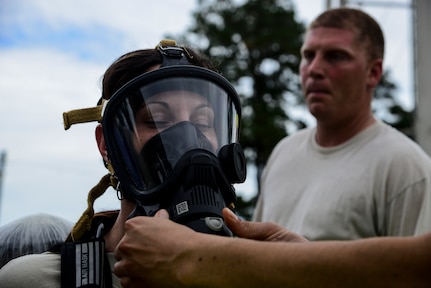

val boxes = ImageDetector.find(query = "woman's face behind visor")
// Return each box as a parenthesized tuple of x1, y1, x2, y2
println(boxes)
(133, 91, 218, 151)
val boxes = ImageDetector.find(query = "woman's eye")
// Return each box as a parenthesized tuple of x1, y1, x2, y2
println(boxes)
(192, 106, 215, 130)
(193, 118, 214, 131)
(195, 123, 211, 130)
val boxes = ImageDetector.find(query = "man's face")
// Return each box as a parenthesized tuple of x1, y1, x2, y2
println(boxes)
(299, 27, 377, 125)
(133, 91, 218, 151)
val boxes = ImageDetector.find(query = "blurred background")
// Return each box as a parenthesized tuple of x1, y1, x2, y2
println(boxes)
(1, 0, 428, 224)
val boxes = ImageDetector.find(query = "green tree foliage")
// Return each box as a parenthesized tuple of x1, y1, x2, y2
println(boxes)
(373, 71, 415, 140)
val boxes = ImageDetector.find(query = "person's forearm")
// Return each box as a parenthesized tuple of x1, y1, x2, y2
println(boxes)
(182, 233, 431, 288)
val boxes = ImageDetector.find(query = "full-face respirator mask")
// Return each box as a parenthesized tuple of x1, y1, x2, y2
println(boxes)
(63, 40, 246, 237)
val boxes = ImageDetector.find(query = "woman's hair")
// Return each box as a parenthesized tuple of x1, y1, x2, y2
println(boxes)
(0, 213, 73, 268)
(100, 45, 218, 103)
(309, 8, 384, 60)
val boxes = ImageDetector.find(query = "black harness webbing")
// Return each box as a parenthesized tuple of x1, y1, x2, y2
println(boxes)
(61, 224, 112, 288)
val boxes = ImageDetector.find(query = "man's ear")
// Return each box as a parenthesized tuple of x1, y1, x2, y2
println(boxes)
(367, 58, 383, 89)
(95, 124, 109, 162)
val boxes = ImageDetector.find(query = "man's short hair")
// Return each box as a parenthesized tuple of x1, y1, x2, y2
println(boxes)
(309, 8, 384, 60)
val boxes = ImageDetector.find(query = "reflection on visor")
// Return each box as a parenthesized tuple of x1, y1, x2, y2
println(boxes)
(103, 72, 241, 195)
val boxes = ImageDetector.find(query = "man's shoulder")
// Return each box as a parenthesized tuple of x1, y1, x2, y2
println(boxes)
(375, 121, 415, 144)
(277, 127, 314, 146)
(375, 122, 430, 159)
(0, 252, 61, 288)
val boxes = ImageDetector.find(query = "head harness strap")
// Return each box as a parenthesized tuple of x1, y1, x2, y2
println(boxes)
(156, 39, 194, 67)
(63, 104, 104, 130)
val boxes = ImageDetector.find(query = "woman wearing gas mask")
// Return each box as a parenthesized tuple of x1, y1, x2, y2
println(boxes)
(0, 40, 246, 288)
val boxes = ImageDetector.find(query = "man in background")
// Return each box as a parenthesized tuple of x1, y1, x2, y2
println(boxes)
(253, 7, 431, 239)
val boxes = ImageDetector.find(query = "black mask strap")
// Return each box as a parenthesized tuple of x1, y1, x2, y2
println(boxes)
(156, 39, 193, 67)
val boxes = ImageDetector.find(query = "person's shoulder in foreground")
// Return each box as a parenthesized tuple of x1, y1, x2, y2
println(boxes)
(0, 252, 60, 288)
(0, 251, 122, 288)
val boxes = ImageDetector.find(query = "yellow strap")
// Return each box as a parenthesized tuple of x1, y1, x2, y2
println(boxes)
(70, 174, 115, 241)
(157, 39, 177, 48)
(63, 106, 103, 130)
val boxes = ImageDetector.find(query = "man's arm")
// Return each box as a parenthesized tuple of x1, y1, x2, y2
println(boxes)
(114, 209, 431, 288)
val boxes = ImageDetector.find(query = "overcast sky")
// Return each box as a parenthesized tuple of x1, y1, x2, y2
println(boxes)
(0, 0, 413, 226)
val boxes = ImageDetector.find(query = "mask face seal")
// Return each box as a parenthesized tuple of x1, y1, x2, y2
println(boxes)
(101, 44, 246, 236)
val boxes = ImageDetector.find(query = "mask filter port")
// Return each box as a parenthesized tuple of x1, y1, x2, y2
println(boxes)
(204, 217, 224, 231)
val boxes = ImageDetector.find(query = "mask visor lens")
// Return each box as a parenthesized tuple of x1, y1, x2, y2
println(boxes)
(104, 76, 239, 192)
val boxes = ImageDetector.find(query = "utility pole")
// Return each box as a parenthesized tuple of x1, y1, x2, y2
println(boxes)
(326, 0, 348, 9)
(413, 0, 431, 156)
(0, 151, 6, 224)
